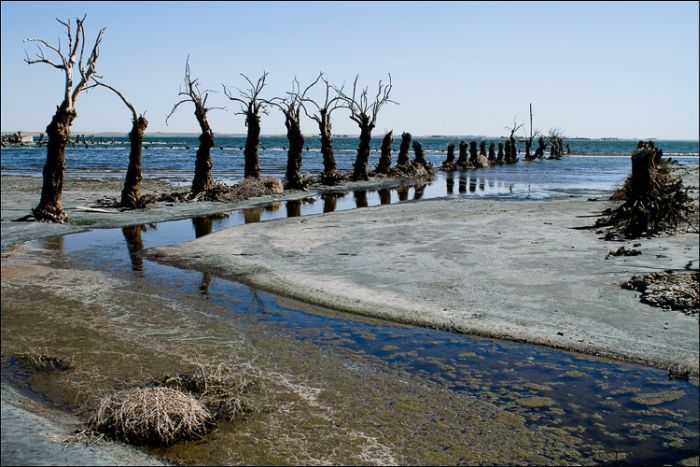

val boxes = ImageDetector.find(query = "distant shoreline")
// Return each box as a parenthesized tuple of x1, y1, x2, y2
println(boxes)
(2, 131, 699, 142)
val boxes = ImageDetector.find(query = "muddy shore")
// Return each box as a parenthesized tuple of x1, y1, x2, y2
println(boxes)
(1, 163, 699, 464)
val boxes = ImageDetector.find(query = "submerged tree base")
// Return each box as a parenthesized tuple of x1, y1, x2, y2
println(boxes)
(596, 143, 693, 239)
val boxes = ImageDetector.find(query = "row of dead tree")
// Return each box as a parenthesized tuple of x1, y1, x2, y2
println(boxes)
(21, 17, 565, 223)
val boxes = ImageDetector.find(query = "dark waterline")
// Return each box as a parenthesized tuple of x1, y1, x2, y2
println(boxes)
(18, 173, 698, 464)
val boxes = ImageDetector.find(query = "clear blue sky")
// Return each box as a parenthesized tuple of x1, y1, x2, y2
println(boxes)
(1, 1, 698, 139)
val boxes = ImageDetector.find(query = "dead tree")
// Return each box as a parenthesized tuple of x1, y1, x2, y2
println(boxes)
(93, 80, 147, 208)
(412, 140, 427, 166)
(479, 141, 486, 157)
(397, 132, 412, 166)
(24, 17, 105, 222)
(469, 141, 478, 164)
(300, 73, 345, 184)
(223, 72, 271, 179)
(335, 75, 397, 181)
(520, 103, 537, 161)
(497, 142, 504, 162)
(271, 77, 317, 189)
(547, 128, 565, 159)
(534, 136, 547, 159)
(505, 119, 524, 164)
(488, 143, 496, 162)
(457, 141, 469, 165)
(167, 57, 223, 196)
(376, 131, 394, 174)
(444, 143, 455, 164)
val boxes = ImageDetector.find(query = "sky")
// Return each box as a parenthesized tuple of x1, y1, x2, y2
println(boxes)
(1, 1, 698, 139)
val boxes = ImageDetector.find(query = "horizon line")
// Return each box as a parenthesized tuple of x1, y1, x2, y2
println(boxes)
(1, 130, 698, 142)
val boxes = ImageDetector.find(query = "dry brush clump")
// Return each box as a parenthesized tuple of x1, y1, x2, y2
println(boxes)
(229, 177, 284, 200)
(83, 363, 261, 447)
(596, 141, 694, 239)
(154, 363, 260, 421)
(87, 387, 212, 446)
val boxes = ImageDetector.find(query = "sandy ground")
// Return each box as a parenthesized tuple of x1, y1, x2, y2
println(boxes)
(147, 168, 700, 374)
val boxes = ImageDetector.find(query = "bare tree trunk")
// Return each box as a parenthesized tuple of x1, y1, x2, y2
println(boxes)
(397, 132, 412, 166)
(488, 143, 496, 162)
(244, 110, 261, 178)
(444, 143, 455, 164)
(318, 111, 337, 177)
(479, 141, 486, 157)
(524, 139, 533, 160)
(375, 131, 393, 174)
(497, 142, 504, 163)
(469, 141, 478, 164)
(352, 117, 374, 181)
(284, 115, 305, 189)
(121, 116, 148, 208)
(33, 102, 76, 222)
(412, 140, 427, 166)
(457, 141, 468, 165)
(192, 108, 215, 195)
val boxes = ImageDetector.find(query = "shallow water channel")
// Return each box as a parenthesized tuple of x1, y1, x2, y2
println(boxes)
(5, 171, 700, 464)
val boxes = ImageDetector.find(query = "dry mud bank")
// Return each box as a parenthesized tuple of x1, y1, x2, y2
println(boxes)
(148, 195, 699, 374)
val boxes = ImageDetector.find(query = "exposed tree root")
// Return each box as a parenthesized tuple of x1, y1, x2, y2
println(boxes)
(596, 142, 694, 239)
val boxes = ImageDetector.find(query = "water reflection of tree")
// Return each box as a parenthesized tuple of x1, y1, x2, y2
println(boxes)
(286, 200, 301, 217)
(354, 190, 368, 208)
(446, 172, 455, 195)
(397, 185, 409, 201)
(192, 216, 213, 238)
(122, 225, 146, 271)
(413, 184, 426, 200)
(322, 193, 339, 213)
(243, 208, 262, 224)
(41, 235, 64, 255)
(378, 187, 391, 205)
(459, 173, 467, 194)
(199, 271, 212, 296)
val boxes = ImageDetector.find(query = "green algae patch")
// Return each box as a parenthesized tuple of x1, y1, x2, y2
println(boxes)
(631, 390, 686, 406)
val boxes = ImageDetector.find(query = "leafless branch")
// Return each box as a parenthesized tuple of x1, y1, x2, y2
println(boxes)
(91, 78, 138, 122)
(24, 17, 106, 111)
(166, 56, 221, 125)
(222, 71, 270, 116)
(334, 74, 397, 127)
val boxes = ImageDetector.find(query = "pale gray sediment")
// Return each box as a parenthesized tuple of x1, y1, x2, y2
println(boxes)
(147, 194, 700, 374)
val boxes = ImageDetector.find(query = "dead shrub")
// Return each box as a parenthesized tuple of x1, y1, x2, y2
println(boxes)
(154, 363, 259, 421)
(87, 387, 212, 446)
(230, 177, 284, 199)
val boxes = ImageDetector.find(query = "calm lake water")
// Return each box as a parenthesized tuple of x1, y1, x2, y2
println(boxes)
(2, 136, 698, 187)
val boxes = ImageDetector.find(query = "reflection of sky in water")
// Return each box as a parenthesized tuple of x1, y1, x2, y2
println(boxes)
(49, 182, 700, 463)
